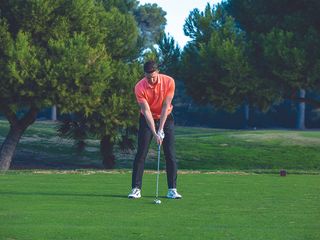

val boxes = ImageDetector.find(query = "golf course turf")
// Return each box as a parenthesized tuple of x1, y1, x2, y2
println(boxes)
(1, 120, 320, 239)
(1, 171, 319, 240)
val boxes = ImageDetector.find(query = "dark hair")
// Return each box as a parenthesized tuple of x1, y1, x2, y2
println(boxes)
(143, 60, 158, 73)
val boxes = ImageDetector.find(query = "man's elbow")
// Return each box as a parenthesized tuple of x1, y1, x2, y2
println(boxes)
(141, 107, 151, 116)
(163, 100, 172, 109)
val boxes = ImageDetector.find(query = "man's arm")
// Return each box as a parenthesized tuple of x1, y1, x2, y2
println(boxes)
(139, 101, 162, 144)
(158, 95, 174, 133)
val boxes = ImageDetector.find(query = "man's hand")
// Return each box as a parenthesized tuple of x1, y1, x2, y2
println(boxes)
(153, 130, 164, 145)
(157, 129, 165, 140)
(154, 133, 162, 145)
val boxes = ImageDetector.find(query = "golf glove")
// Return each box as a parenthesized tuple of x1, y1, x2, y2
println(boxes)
(157, 129, 165, 140)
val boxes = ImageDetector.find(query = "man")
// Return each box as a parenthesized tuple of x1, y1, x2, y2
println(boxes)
(128, 60, 182, 199)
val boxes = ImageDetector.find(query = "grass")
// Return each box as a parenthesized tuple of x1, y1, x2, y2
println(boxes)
(1, 121, 320, 239)
(1, 120, 320, 172)
(0, 120, 104, 169)
(175, 128, 320, 171)
(0, 171, 320, 240)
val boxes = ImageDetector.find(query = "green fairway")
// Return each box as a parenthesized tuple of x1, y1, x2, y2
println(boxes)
(0, 171, 319, 240)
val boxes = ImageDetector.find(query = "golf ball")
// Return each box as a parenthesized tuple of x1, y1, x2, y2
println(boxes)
(155, 199, 161, 204)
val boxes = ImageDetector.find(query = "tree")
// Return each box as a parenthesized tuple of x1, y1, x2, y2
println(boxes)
(142, 33, 181, 75)
(134, 3, 167, 49)
(227, 0, 320, 129)
(0, 0, 138, 170)
(102, 5, 140, 60)
(101, 0, 139, 13)
(56, 1, 168, 169)
(58, 61, 141, 169)
(102, 1, 167, 51)
(157, 34, 181, 78)
(181, 3, 277, 127)
(56, 2, 144, 169)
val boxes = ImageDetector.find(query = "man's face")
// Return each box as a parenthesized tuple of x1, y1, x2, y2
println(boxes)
(145, 70, 159, 85)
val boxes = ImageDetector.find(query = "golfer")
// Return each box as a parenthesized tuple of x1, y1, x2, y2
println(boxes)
(128, 60, 182, 199)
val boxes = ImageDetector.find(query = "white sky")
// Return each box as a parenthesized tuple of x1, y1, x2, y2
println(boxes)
(138, 0, 222, 47)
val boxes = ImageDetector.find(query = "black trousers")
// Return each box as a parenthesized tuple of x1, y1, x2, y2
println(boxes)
(131, 114, 177, 189)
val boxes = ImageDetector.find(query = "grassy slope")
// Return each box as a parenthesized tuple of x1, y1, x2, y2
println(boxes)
(175, 128, 320, 171)
(0, 120, 320, 171)
(0, 171, 319, 240)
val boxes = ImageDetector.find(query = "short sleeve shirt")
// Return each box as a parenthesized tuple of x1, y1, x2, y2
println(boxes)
(135, 74, 175, 119)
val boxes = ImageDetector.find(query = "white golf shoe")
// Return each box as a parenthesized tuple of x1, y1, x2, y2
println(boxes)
(167, 188, 182, 199)
(128, 188, 141, 199)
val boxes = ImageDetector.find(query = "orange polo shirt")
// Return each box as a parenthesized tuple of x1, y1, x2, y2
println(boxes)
(135, 74, 175, 119)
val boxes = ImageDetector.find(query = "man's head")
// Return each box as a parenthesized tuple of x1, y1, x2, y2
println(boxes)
(144, 60, 159, 85)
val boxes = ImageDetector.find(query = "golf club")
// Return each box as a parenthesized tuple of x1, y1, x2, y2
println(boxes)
(154, 144, 161, 204)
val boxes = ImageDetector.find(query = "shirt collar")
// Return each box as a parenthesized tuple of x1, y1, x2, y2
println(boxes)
(144, 75, 160, 89)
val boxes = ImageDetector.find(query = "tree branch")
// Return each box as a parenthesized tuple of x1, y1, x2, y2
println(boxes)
(18, 105, 39, 129)
(290, 97, 320, 108)
(0, 105, 18, 125)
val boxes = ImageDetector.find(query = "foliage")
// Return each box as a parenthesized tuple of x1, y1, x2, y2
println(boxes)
(157, 34, 181, 78)
(134, 3, 167, 48)
(57, 61, 140, 148)
(101, 0, 168, 52)
(54, 6, 142, 168)
(0, 0, 149, 169)
(102, 7, 139, 60)
(142, 33, 181, 78)
(181, 4, 276, 112)
(101, 0, 139, 13)
(227, 0, 320, 96)
(53, 0, 169, 168)
(0, 0, 112, 116)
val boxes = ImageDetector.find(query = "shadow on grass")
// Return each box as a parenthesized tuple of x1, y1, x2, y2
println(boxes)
(0, 191, 128, 199)
(0, 191, 172, 202)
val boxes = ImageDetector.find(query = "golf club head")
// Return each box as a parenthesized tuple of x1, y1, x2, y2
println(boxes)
(154, 199, 161, 204)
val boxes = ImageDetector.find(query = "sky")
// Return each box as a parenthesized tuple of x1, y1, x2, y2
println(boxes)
(138, 0, 222, 47)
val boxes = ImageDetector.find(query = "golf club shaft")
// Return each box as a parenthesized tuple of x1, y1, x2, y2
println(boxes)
(156, 144, 161, 199)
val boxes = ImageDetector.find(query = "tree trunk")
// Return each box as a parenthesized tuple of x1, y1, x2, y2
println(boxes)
(0, 126, 24, 170)
(243, 103, 249, 129)
(100, 135, 115, 169)
(296, 89, 306, 130)
(0, 106, 38, 171)
(51, 105, 57, 121)
(243, 103, 255, 129)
